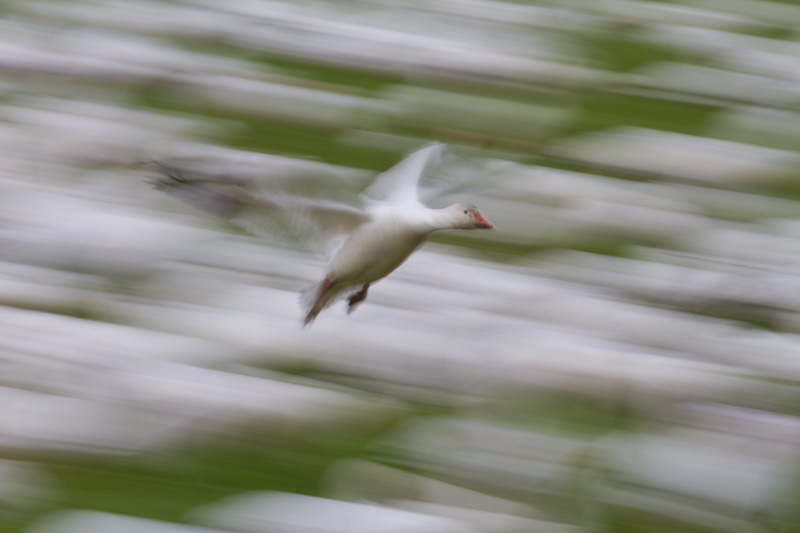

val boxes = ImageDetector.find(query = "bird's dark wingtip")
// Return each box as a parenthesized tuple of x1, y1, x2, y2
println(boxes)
(144, 176, 170, 190)
(140, 160, 190, 187)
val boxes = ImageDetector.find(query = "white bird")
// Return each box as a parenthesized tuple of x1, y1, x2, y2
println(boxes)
(148, 143, 493, 325)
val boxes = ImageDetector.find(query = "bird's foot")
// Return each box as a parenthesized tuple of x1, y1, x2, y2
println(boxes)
(303, 277, 336, 326)
(347, 284, 370, 315)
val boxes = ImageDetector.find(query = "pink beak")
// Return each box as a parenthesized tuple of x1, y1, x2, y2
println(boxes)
(474, 211, 493, 229)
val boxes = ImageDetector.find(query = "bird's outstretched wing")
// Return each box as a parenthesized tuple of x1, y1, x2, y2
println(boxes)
(361, 143, 447, 208)
(360, 142, 490, 208)
(147, 161, 372, 254)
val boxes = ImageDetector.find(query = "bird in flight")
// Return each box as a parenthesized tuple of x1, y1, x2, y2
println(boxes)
(148, 143, 493, 326)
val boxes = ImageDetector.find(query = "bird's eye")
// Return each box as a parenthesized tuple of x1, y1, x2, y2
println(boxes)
(463, 210, 469, 215)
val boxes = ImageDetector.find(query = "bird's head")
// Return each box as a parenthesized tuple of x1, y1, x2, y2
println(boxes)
(447, 203, 493, 230)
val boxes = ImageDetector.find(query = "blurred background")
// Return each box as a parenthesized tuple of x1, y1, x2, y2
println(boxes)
(2, 0, 800, 532)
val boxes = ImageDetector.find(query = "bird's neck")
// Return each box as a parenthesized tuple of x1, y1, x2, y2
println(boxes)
(418, 207, 455, 233)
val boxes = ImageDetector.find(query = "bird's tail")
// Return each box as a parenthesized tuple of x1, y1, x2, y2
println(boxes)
(299, 279, 356, 326)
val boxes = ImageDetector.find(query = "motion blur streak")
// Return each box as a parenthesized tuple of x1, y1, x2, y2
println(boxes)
(2, 1, 800, 532)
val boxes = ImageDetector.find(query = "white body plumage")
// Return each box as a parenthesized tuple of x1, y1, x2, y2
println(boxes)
(149, 143, 492, 325)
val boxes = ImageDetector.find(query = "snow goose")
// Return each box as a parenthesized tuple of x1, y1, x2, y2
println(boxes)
(148, 143, 493, 325)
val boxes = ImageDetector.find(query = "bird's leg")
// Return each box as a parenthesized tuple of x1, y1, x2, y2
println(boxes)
(304, 277, 336, 326)
(347, 283, 370, 315)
